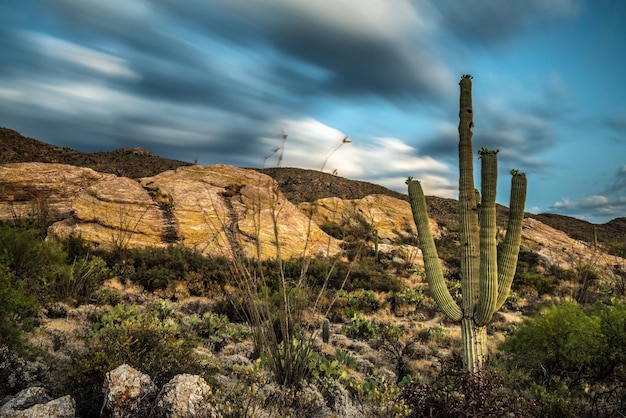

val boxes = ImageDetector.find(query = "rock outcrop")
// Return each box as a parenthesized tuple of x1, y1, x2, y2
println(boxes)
(521, 217, 624, 274)
(153, 374, 218, 418)
(0, 163, 341, 259)
(139, 164, 340, 259)
(0, 163, 111, 224)
(0, 387, 75, 418)
(100, 364, 157, 418)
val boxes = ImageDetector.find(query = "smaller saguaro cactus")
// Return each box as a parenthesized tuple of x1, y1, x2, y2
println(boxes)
(322, 318, 330, 344)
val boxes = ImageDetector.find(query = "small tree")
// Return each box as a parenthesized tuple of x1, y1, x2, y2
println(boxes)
(407, 74, 527, 372)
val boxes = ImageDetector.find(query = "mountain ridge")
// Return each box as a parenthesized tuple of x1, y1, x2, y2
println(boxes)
(2, 127, 624, 248)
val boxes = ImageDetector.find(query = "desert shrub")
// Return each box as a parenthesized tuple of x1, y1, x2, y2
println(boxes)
(512, 249, 559, 296)
(607, 242, 626, 258)
(392, 286, 427, 308)
(0, 345, 50, 399)
(0, 262, 38, 349)
(499, 300, 626, 417)
(0, 223, 108, 304)
(0, 224, 67, 298)
(347, 375, 410, 417)
(50, 255, 110, 302)
(189, 312, 249, 351)
(92, 288, 122, 306)
(319, 221, 344, 240)
(337, 289, 380, 316)
(342, 314, 378, 339)
(374, 323, 421, 383)
(500, 302, 600, 388)
(62, 232, 91, 261)
(398, 359, 537, 417)
(99, 245, 227, 292)
(212, 296, 248, 323)
(62, 302, 215, 417)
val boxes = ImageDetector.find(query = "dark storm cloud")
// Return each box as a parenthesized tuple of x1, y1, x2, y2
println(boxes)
(419, 104, 560, 174)
(154, 0, 454, 102)
(429, 0, 581, 44)
(606, 166, 626, 195)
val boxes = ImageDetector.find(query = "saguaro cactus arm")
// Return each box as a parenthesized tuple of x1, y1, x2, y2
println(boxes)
(408, 180, 463, 321)
(474, 149, 499, 326)
(495, 170, 527, 310)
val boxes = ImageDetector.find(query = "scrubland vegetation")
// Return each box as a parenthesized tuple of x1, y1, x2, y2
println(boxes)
(1, 217, 625, 417)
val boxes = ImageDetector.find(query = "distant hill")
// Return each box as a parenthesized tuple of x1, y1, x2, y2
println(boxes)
(1, 127, 624, 248)
(0, 127, 191, 178)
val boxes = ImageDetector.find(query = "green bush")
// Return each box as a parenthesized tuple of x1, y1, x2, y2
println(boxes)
(0, 262, 37, 349)
(342, 314, 378, 339)
(607, 242, 626, 258)
(511, 250, 562, 296)
(63, 302, 215, 417)
(499, 300, 626, 417)
(51, 255, 110, 302)
(189, 312, 249, 351)
(0, 224, 67, 299)
(338, 289, 380, 316)
(99, 245, 227, 292)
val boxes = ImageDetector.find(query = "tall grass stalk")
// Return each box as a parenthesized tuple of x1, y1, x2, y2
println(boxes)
(207, 137, 353, 386)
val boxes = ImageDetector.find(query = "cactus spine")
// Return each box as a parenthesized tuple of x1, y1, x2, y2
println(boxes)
(322, 318, 330, 344)
(407, 74, 527, 372)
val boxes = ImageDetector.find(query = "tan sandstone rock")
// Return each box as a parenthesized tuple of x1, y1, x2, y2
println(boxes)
(0, 163, 109, 223)
(140, 164, 341, 259)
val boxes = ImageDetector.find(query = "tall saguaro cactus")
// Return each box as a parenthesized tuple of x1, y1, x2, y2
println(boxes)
(407, 74, 527, 372)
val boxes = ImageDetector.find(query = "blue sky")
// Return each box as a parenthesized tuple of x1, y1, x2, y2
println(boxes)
(1, 1, 625, 224)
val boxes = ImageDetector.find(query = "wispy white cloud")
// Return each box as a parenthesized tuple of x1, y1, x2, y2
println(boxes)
(260, 118, 454, 196)
(27, 32, 139, 79)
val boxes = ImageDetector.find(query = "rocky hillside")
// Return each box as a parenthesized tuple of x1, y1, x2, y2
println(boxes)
(0, 127, 191, 179)
(2, 127, 624, 249)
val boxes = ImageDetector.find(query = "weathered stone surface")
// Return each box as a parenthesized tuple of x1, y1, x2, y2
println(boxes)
(100, 364, 157, 418)
(0, 162, 341, 258)
(0, 163, 109, 223)
(153, 374, 218, 418)
(0, 387, 51, 415)
(299, 195, 441, 268)
(521, 217, 624, 274)
(300, 194, 441, 242)
(0, 387, 75, 418)
(140, 164, 341, 259)
(49, 175, 165, 250)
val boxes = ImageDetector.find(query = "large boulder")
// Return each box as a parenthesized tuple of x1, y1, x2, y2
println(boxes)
(299, 194, 441, 243)
(153, 374, 218, 418)
(50, 174, 165, 250)
(139, 164, 340, 259)
(299, 194, 442, 268)
(100, 364, 157, 418)
(0, 387, 75, 418)
(0, 163, 110, 224)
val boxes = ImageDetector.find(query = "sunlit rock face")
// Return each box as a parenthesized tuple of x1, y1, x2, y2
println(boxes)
(138, 164, 341, 259)
(0, 162, 340, 259)
(0, 162, 111, 223)
(520, 217, 624, 271)
(299, 194, 442, 269)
